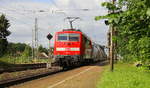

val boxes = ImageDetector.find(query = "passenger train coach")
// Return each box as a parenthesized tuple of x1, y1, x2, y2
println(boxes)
(53, 29, 107, 68)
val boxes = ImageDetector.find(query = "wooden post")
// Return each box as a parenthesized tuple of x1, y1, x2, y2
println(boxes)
(107, 30, 111, 61)
(110, 0, 115, 72)
(110, 26, 114, 71)
(114, 28, 117, 61)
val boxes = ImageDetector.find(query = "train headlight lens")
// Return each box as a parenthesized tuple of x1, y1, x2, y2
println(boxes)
(56, 48, 66, 51)
(70, 48, 80, 51)
(56, 47, 80, 51)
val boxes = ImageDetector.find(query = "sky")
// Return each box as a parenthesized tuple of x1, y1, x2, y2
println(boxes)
(0, 0, 109, 48)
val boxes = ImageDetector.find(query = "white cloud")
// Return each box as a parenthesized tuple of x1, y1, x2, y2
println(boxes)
(0, 0, 109, 47)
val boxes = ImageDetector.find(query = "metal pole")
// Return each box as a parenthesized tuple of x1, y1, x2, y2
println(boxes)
(34, 18, 37, 61)
(49, 40, 51, 59)
(32, 23, 34, 60)
(33, 18, 38, 62)
(36, 18, 39, 60)
(69, 21, 73, 29)
(65, 17, 80, 29)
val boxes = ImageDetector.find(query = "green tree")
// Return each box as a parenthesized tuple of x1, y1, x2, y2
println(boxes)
(38, 45, 48, 55)
(7, 43, 27, 56)
(95, 0, 150, 64)
(22, 45, 32, 57)
(0, 14, 11, 57)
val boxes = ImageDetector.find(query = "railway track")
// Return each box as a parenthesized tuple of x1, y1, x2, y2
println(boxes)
(9, 61, 108, 88)
(0, 63, 50, 73)
(0, 61, 108, 87)
(0, 66, 62, 87)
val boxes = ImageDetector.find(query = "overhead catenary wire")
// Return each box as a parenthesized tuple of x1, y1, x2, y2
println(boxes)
(0, 0, 107, 46)
(0, 9, 52, 29)
(0, 14, 32, 28)
(50, 0, 59, 9)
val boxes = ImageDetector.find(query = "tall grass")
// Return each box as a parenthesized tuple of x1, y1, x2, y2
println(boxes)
(97, 63, 150, 88)
(0, 56, 50, 67)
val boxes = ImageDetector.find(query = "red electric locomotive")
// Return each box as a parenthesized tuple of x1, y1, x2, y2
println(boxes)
(53, 29, 93, 67)
(53, 29, 107, 68)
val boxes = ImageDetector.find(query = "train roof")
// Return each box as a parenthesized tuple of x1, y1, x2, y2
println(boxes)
(56, 29, 81, 34)
(62, 29, 81, 31)
(92, 42, 105, 49)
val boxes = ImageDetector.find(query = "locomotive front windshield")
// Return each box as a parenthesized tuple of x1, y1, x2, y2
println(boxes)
(58, 34, 68, 41)
(57, 33, 79, 41)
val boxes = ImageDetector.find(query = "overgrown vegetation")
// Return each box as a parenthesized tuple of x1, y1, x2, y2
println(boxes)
(7, 43, 27, 56)
(0, 14, 50, 65)
(0, 56, 49, 66)
(38, 45, 49, 55)
(97, 63, 150, 88)
(95, 0, 150, 65)
(0, 42, 49, 66)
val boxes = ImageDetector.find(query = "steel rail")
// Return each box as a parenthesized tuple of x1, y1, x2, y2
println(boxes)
(0, 67, 62, 87)
(0, 63, 48, 73)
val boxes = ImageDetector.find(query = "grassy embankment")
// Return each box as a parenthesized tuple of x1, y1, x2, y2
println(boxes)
(97, 63, 150, 88)
(0, 56, 50, 68)
(0, 56, 51, 81)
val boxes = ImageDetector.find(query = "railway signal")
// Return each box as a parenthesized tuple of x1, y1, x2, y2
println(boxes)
(47, 33, 53, 40)
(46, 33, 53, 60)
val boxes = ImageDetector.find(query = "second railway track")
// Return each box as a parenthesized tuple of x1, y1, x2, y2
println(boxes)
(0, 66, 62, 87)
(0, 63, 50, 73)
(0, 61, 108, 87)
(9, 61, 108, 88)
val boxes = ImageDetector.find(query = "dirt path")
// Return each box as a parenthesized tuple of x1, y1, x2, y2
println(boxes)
(10, 62, 106, 88)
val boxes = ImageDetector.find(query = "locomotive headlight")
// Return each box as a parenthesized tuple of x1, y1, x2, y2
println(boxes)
(56, 48, 66, 51)
(56, 47, 80, 51)
(70, 48, 80, 51)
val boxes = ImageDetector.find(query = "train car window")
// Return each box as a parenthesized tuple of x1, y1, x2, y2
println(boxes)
(69, 33, 79, 41)
(58, 34, 68, 41)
